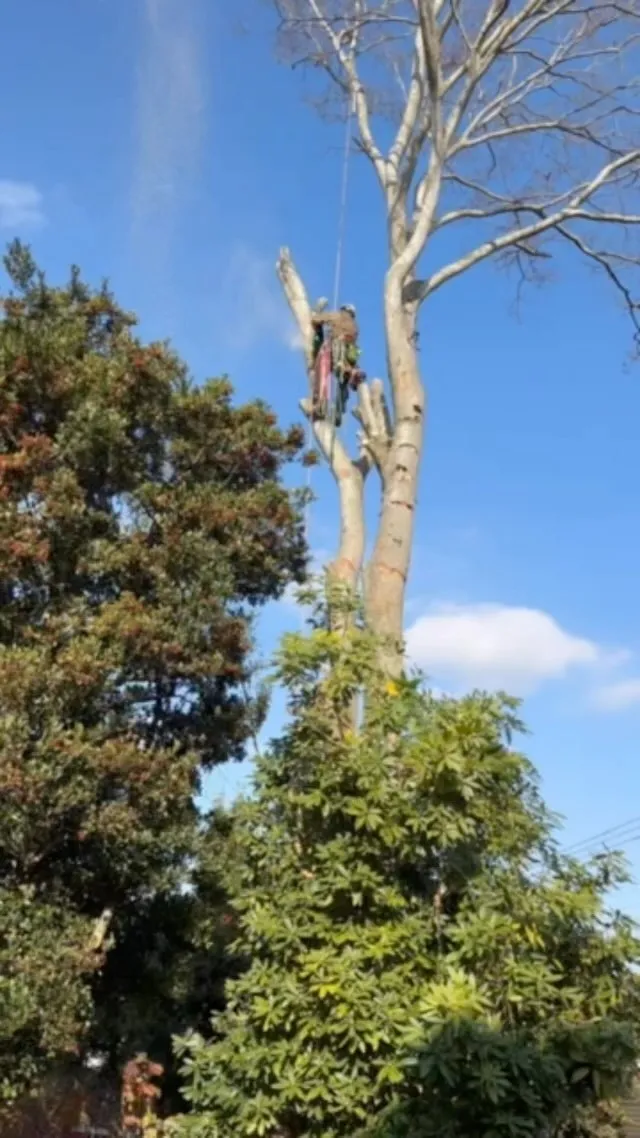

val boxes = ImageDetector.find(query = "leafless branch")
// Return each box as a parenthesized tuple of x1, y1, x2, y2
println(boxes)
(416, 151, 640, 297)
(273, 0, 640, 335)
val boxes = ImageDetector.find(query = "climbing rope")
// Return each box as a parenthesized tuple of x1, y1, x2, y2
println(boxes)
(303, 94, 355, 546)
(332, 96, 355, 311)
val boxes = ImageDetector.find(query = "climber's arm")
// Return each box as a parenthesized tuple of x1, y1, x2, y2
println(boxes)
(317, 311, 342, 332)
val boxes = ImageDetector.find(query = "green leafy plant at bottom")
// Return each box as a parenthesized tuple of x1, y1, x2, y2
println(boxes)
(169, 616, 640, 1138)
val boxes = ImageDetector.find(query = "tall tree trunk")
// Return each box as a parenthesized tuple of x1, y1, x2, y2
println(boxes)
(322, 422, 366, 632)
(365, 289, 424, 674)
(331, 468, 365, 592)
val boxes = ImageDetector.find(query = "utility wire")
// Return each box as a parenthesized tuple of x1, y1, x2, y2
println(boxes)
(564, 815, 640, 855)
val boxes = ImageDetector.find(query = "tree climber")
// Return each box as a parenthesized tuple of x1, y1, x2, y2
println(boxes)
(311, 300, 365, 425)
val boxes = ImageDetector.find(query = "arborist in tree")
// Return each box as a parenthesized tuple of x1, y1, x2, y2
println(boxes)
(311, 299, 365, 426)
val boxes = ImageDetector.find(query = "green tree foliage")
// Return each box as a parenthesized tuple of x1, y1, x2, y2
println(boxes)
(91, 808, 240, 1113)
(367, 1019, 637, 1138)
(0, 887, 95, 1104)
(0, 241, 306, 1102)
(174, 618, 640, 1138)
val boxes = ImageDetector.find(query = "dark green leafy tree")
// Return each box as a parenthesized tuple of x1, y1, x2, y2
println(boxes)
(174, 618, 640, 1138)
(366, 1019, 638, 1138)
(91, 808, 240, 1113)
(0, 241, 306, 1104)
(0, 887, 95, 1105)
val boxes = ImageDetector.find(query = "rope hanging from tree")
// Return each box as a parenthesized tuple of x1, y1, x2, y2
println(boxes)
(332, 96, 355, 310)
(304, 96, 355, 543)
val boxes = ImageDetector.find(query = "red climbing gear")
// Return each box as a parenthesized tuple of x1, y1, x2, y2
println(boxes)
(313, 340, 332, 420)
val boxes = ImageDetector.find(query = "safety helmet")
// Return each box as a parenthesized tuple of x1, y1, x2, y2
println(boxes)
(341, 303, 357, 318)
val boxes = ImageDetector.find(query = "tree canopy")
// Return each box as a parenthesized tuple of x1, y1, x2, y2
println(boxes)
(174, 617, 640, 1138)
(0, 241, 307, 1104)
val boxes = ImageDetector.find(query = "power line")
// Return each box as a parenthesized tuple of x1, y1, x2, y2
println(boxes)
(566, 832, 640, 858)
(564, 815, 640, 855)
(567, 836, 640, 856)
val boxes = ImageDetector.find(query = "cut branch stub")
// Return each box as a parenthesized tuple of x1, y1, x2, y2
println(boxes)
(277, 247, 315, 386)
(354, 380, 393, 481)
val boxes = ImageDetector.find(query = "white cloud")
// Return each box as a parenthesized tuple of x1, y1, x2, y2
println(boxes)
(132, 0, 204, 239)
(406, 602, 602, 693)
(222, 244, 302, 353)
(592, 678, 640, 712)
(0, 181, 44, 229)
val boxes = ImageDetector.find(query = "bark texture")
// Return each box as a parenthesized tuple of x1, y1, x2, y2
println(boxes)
(365, 297, 423, 673)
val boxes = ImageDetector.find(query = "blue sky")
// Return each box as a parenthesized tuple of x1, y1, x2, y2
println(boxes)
(4, 0, 640, 908)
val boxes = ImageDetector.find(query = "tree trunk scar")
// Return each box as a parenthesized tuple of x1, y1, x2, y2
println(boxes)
(373, 562, 407, 580)
(332, 557, 357, 574)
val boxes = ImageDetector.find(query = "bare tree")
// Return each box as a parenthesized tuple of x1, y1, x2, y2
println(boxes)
(273, 0, 640, 673)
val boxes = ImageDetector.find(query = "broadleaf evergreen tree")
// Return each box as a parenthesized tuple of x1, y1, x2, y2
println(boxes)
(0, 242, 307, 1104)
(174, 616, 640, 1138)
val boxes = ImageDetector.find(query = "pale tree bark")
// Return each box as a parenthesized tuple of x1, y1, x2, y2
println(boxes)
(277, 250, 392, 620)
(273, 0, 640, 673)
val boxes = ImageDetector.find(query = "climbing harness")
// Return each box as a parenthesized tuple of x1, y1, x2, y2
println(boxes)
(313, 339, 333, 421)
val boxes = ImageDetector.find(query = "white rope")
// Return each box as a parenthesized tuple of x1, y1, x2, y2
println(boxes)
(332, 97, 355, 310)
(303, 97, 355, 548)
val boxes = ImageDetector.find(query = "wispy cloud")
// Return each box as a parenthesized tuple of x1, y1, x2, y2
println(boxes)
(221, 244, 303, 353)
(131, 0, 205, 252)
(592, 677, 640, 712)
(0, 181, 44, 229)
